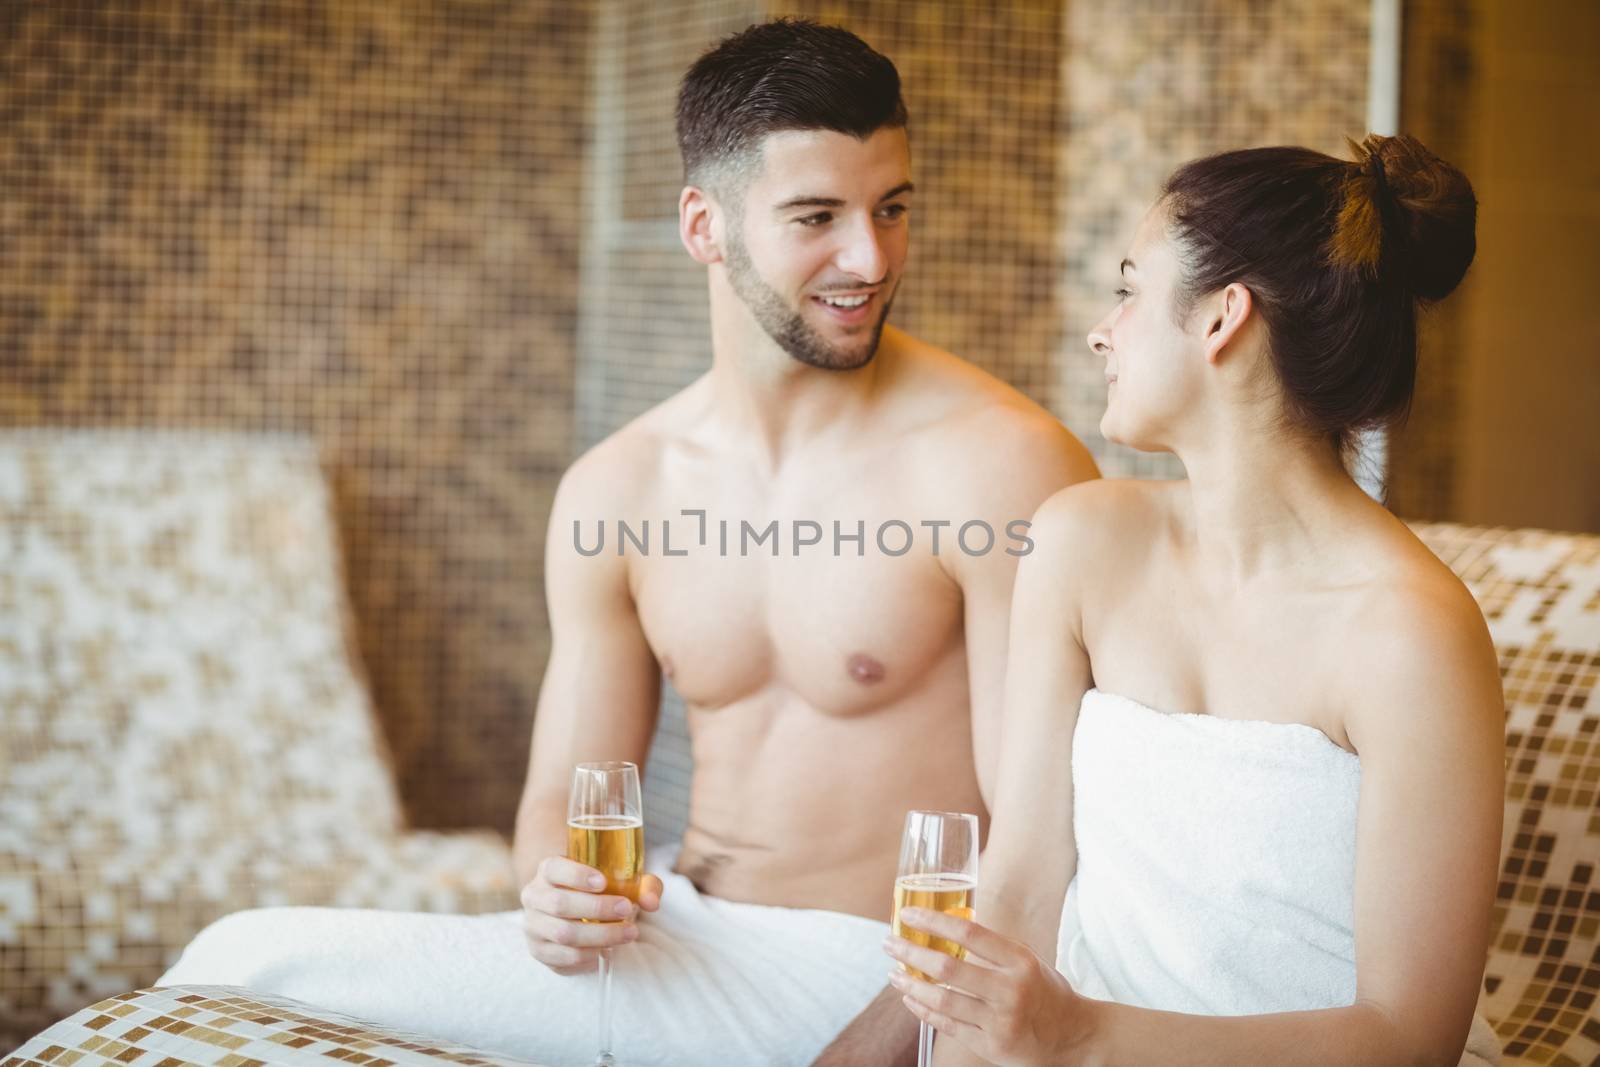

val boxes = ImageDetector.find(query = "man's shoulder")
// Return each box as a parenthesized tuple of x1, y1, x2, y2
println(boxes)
(557, 430, 652, 511)
(892, 332, 1043, 419)
(557, 379, 710, 509)
(890, 335, 1098, 486)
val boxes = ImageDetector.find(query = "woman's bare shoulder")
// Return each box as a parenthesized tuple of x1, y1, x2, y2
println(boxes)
(1341, 523, 1502, 752)
(1030, 478, 1182, 549)
(1356, 513, 1490, 643)
(1014, 479, 1182, 605)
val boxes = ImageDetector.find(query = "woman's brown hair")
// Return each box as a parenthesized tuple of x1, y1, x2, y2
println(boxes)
(1162, 134, 1477, 456)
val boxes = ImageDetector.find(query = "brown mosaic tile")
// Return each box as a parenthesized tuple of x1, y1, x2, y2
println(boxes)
(1411, 523, 1600, 1064)
(12, 986, 552, 1065)
(1059, 0, 1372, 480)
(0, 0, 586, 846)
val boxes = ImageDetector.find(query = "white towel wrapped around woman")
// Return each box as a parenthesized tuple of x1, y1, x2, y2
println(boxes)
(1056, 689, 1500, 1066)
(159, 846, 888, 1067)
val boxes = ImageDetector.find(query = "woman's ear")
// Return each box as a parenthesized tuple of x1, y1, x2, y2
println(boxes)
(679, 186, 723, 266)
(1202, 282, 1254, 365)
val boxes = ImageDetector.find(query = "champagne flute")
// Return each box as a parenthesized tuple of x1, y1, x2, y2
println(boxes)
(568, 761, 644, 1067)
(893, 810, 979, 1067)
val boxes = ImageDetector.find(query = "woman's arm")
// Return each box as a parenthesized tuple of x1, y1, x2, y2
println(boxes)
(892, 580, 1505, 1067)
(916, 488, 1100, 1067)
(972, 488, 1098, 954)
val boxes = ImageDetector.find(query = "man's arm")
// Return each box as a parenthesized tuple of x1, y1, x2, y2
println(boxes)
(809, 988, 921, 1067)
(812, 420, 1097, 1067)
(514, 448, 665, 974)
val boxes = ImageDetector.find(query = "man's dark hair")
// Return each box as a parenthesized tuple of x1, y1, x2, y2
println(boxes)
(675, 18, 907, 190)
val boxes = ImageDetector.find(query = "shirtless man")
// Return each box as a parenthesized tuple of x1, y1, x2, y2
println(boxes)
(514, 16, 1095, 1064)
(161, 19, 1094, 1067)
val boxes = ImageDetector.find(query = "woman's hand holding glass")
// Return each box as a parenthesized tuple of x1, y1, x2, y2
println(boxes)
(885, 909, 1095, 1067)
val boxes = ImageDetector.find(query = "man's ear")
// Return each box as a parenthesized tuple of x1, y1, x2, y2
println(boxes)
(1202, 282, 1254, 366)
(679, 186, 724, 266)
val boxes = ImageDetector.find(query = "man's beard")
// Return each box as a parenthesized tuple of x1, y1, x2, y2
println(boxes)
(724, 233, 894, 371)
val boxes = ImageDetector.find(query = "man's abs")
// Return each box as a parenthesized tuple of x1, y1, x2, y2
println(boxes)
(668, 660, 986, 923)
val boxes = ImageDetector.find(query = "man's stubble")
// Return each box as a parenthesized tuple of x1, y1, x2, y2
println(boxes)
(723, 227, 895, 372)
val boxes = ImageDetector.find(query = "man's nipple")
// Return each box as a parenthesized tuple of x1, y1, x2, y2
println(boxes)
(847, 653, 886, 685)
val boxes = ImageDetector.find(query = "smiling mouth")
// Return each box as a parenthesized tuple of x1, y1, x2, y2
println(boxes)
(811, 290, 877, 324)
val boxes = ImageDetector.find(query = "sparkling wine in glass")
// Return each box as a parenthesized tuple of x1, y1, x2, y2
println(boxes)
(568, 761, 644, 1067)
(893, 810, 979, 1067)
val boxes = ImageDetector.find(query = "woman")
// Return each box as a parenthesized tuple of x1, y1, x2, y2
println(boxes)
(885, 134, 1503, 1066)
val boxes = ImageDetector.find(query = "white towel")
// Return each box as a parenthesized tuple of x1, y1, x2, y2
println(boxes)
(1057, 689, 1500, 1066)
(159, 847, 889, 1067)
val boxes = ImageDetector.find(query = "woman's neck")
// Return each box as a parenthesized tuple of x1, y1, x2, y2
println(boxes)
(1174, 431, 1370, 588)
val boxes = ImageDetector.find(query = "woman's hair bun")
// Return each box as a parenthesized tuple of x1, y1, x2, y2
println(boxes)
(1333, 133, 1477, 302)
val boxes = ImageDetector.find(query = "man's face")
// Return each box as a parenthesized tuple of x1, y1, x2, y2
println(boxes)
(721, 127, 912, 371)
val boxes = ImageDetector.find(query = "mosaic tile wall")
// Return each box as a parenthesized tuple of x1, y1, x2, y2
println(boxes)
(0, 2, 589, 833)
(576, 0, 763, 455)
(1058, 0, 1373, 478)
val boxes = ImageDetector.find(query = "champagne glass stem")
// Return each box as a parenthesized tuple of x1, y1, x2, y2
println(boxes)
(917, 1018, 934, 1066)
(595, 947, 616, 1066)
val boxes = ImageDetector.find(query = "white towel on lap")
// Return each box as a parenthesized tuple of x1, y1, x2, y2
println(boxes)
(1057, 689, 1500, 1066)
(160, 847, 889, 1067)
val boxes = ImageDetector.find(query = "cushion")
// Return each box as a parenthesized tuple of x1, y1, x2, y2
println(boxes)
(0, 432, 519, 1043)
(4, 984, 549, 1066)
(1412, 522, 1600, 1065)
(0, 431, 404, 850)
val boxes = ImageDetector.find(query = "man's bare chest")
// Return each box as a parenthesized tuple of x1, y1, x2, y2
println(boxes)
(632, 533, 965, 714)
(616, 462, 983, 715)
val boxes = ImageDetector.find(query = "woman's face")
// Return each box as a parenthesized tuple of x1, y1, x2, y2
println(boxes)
(1086, 204, 1207, 452)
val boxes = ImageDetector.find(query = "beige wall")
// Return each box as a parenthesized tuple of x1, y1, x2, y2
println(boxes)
(1455, 2, 1600, 533)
